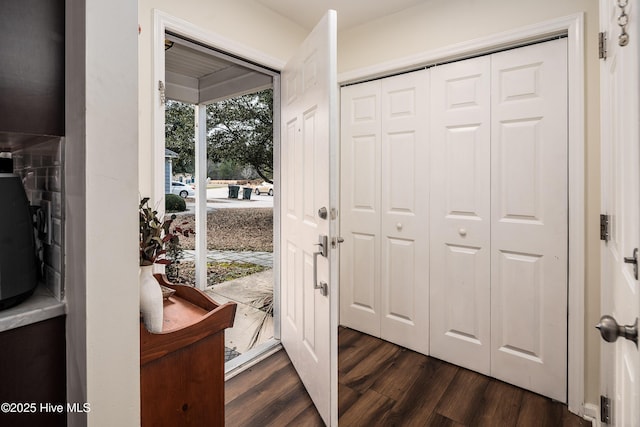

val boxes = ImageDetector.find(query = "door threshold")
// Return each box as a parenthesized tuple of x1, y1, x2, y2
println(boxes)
(224, 339, 282, 380)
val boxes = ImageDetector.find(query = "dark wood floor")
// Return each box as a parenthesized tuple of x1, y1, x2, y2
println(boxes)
(225, 327, 590, 426)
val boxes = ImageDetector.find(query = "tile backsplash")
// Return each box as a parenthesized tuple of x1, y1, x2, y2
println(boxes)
(12, 138, 64, 301)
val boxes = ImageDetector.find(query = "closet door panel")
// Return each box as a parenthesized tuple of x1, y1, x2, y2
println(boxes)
(380, 70, 430, 354)
(340, 82, 382, 336)
(490, 38, 568, 402)
(385, 237, 417, 321)
(430, 56, 491, 374)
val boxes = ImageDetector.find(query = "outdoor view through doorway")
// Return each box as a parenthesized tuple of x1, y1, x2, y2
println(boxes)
(164, 91, 275, 366)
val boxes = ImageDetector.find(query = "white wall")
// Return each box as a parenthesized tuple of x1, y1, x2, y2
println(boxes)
(338, 0, 601, 409)
(339, 0, 596, 72)
(66, 0, 140, 425)
(85, 0, 140, 423)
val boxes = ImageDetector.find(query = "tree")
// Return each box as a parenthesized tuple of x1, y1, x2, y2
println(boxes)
(165, 100, 195, 174)
(207, 89, 273, 182)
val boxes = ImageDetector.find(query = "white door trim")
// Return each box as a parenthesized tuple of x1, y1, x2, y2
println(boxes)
(339, 13, 585, 416)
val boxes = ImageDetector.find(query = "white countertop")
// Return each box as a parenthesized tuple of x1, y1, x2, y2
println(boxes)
(0, 284, 66, 333)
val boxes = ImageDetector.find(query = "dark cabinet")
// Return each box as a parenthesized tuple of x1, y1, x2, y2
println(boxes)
(0, 0, 65, 136)
(0, 316, 67, 427)
(140, 276, 236, 427)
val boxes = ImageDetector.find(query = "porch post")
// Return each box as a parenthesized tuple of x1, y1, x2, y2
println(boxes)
(195, 104, 208, 290)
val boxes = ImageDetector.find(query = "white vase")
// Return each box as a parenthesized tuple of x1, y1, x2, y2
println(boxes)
(139, 265, 163, 332)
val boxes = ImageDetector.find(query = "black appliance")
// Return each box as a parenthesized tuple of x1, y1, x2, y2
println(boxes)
(0, 163, 37, 309)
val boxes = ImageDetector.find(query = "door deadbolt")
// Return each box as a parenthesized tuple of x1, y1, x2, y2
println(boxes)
(318, 207, 328, 220)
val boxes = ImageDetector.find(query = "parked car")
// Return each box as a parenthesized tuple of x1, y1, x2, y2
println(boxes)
(171, 181, 195, 198)
(254, 181, 274, 196)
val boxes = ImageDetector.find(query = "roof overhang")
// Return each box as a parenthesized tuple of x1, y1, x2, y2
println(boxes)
(164, 34, 273, 105)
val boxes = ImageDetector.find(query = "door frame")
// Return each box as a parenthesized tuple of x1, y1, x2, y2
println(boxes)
(151, 10, 285, 365)
(339, 13, 586, 416)
(598, 0, 640, 423)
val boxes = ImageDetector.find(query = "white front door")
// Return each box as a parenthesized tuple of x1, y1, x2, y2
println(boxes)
(280, 10, 338, 426)
(599, 0, 640, 424)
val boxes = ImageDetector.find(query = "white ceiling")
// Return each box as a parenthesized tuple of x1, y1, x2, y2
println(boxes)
(255, 0, 429, 31)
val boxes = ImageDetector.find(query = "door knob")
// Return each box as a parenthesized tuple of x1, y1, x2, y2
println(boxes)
(596, 315, 638, 346)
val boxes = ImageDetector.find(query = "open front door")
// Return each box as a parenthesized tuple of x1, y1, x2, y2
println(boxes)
(280, 10, 338, 425)
(599, 0, 640, 424)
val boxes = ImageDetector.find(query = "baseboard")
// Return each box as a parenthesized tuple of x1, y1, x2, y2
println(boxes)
(583, 403, 600, 427)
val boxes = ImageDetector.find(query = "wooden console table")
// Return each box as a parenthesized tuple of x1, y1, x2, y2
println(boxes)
(140, 275, 236, 427)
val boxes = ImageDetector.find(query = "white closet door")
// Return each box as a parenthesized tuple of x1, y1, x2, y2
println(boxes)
(380, 70, 429, 354)
(490, 39, 568, 402)
(429, 56, 492, 373)
(340, 81, 382, 337)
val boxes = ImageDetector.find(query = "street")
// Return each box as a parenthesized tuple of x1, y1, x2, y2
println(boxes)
(184, 185, 274, 211)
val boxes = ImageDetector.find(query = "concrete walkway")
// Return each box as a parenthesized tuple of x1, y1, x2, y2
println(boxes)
(182, 249, 273, 268)
(205, 269, 274, 360)
(182, 248, 275, 362)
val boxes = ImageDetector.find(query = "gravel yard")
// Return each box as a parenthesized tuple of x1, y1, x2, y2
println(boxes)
(173, 208, 273, 252)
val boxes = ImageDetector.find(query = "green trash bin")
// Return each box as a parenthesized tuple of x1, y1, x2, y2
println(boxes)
(242, 187, 253, 200)
(228, 185, 240, 199)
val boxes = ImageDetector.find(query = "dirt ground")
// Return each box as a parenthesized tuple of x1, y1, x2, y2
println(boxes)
(168, 261, 267, 286)
(166, 208, 273, 286)
(172, 208, 273, 252)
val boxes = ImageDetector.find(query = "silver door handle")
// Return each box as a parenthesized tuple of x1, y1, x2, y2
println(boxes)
(596, 315, 638, 347)
(624, 248, 639, 280)
(313, 235, 328, 296)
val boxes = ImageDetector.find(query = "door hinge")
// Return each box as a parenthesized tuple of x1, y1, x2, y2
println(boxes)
(599, 31, 607, 60)
(600, 214, 610, 241)
(158, 80, 166, 104)
(600, 395, 611, 424)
